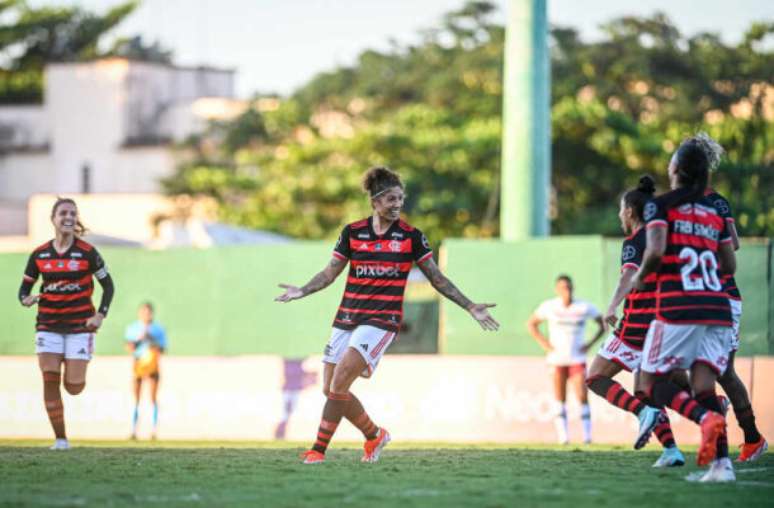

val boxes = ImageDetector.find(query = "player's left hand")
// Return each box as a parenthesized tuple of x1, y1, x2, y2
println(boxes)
(85, 312, 104, 331)
(468, 303, 499, 331)
(275, 284, 304, 302)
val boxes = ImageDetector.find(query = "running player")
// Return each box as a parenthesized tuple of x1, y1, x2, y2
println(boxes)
(275, 166, 499, 464)
(526, 276, 605, 444)
(18, 197, 115, 450)
(587, 176, 684, 466)
(125, 302, 168, 440)
(699, 135, 767, 462)
(634, 135, 736, 482)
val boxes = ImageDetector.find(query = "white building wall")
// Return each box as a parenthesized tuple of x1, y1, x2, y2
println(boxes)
(46, 59, 130, 194)
(0, 152, 54, 201)
(113, 146, 176, 192)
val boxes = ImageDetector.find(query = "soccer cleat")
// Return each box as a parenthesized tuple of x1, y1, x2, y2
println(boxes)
(300, 450, 325, 464)
(652, 446, 685, 468)
(50, 438, 70, 451)
(698, 458, 735, 483)
(697, 412, 726, 466)
(737, 437, 768, 463)
(634, 406, 661, 450)
(362, 428, 391, 463)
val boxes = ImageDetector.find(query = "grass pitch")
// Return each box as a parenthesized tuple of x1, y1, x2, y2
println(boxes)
(1, 440, 772, 507)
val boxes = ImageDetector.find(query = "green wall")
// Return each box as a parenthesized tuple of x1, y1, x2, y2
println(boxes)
(0, 244, 345, 356)
(1, 238, 770, 356)
(442, 237, 773, 356)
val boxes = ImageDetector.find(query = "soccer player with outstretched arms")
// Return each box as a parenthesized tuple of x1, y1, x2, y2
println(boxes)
(18, 198, 115, 450)
(275, 166, 499, 464)
(634, 134, 736, 482)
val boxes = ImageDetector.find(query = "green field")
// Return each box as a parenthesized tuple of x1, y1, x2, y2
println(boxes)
(0, 441, 772, 507)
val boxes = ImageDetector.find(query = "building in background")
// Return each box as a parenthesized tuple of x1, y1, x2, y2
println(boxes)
(0, 57, 280, 249)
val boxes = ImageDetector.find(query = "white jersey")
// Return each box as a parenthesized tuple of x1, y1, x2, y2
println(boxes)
(534, 298, 600, 366)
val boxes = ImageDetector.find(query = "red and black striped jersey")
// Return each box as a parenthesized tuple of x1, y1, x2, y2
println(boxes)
(23, 239, 109, 333)
(644, 188, 733, 326)
(332, 217, 433, 332)
(705, 189, 741, 301)
(614, 227, 656, 349)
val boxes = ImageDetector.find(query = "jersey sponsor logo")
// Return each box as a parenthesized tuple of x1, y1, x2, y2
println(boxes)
(67, 259, 81, 271)
(44, 262, 52, 270)
(622, 245, 637, 261)
(71, 252, 82, 258)
(39, 252, 51, 258)
(357, 242, 370, 251)
(56, 261, 65, 269)
(357, 233, 370, 239)
(354, 265, 401, 278)
(644, 202, 657, 221)
(673, 220, 719, 241)
(390, 232, 404, 239)
(360, 343, 369, 352)
(43, 281, 83, 292)
(36, 336, 45, 347)
(389, 240, 401, 252)
(375, 243, 383, 251)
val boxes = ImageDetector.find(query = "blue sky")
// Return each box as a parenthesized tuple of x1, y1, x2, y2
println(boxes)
(34, 0, 774, 97)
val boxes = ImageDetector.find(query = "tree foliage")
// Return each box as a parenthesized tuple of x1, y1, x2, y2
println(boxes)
(165, 2, 774, 241)
(0, 0, 144, 103)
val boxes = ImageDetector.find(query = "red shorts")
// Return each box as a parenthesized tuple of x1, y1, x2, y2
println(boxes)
(552, 363, 586, 377)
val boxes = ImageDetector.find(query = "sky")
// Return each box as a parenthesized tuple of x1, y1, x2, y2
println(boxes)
(33, 0, 774, 98)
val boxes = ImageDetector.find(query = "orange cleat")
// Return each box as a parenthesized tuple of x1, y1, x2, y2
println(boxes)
(697, 412, 726, 466)
(300, 450, 325, 464)
(737, 437, 768, 463)
(362, 428, 391, 463)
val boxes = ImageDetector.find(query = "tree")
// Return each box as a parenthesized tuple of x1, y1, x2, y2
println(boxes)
(164, 2, 774, 239)
(0, 0, 141, 103)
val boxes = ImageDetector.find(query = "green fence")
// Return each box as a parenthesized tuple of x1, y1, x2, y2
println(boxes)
(1, 237, 770, 356)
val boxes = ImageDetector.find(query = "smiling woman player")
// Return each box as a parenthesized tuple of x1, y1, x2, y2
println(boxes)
(275, 166, 499, 464)
(18, 198, 115, 450)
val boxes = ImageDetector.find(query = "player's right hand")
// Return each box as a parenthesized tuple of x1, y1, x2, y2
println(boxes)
(21, 294, 39, 307)
(275, 284, 304, 302)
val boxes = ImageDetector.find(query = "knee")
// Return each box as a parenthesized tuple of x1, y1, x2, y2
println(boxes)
(64, 382, 85, 395)
(42, 371, 61, 385)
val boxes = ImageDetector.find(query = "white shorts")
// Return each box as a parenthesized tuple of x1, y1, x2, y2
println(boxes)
(323, 326, 396, 378)
(35, 332, 94, 360)
(598, 334, 642, 372)
(730, 299, 742, 352)
(641, 320, 732, 376)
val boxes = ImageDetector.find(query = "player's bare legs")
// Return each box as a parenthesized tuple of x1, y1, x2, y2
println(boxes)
(149, 375, 160, 439)
(131, 377, 142, 439)
(63, 359, 88, 395)
(569, 368, 592, 443)
(552, 367, 569, 444)
(717, 352, 766, 461)
(38, 353, 67, 449)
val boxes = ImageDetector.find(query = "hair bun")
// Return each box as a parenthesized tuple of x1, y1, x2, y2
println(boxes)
(637, 175, 656, 195)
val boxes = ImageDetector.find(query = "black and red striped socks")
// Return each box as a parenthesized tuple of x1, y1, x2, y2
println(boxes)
(345, 393, 379, 440)
(587, 376, 645, 415)
(311, 392, 350, 455)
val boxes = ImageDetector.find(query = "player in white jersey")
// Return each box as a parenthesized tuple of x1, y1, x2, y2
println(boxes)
(527, 275, 605, 444)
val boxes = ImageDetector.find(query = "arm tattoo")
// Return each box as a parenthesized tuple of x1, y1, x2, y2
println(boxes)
(420, 260, 473, 310)
(301, 257, 347, 296)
